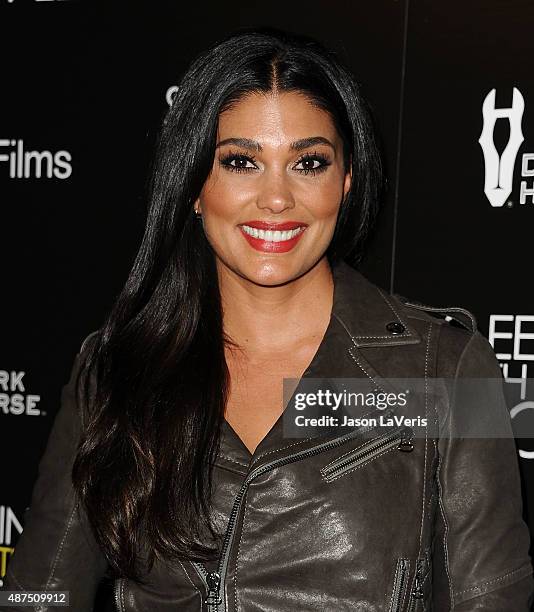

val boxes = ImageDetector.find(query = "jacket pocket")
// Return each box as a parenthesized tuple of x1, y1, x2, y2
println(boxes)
(389, 558, 411, 612)
(320, 425, 414, 482)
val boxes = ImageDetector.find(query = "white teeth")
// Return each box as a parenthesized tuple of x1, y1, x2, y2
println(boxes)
(241, 225, 305, 242)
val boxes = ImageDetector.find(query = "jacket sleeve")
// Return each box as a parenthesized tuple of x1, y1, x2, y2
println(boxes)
(432, 328, 534, 610)
(0, 333, 109, 612)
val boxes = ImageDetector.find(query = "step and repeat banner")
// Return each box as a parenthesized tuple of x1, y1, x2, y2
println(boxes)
(1, 0, 533, 600)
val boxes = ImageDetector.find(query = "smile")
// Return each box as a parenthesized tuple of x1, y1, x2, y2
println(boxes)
(241, 225, 305, 241)
(238, 221, 308, 253)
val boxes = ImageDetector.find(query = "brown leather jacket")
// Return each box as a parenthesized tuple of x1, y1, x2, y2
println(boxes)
(2, 260, 533, 611)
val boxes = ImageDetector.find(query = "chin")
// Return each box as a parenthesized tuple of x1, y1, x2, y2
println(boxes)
(233, 261, 295, 287)
(242, 258, 312, 287)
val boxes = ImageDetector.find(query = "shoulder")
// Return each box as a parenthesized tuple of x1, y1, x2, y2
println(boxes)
(79, 329, 101, 355)
(64, 330, 103, 428)
(390, 292, 500, 378)
(333, 261, 477, 353)
(392, 292, 477, 334)
(67, 329, 101, 398)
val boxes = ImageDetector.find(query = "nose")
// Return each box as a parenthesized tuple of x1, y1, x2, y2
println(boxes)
(255, 168, 296, 214)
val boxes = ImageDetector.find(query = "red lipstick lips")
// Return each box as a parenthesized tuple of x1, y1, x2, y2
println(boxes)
(238, 220, 308, 253)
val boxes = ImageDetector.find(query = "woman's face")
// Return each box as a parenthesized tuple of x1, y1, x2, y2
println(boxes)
(194, 91, 352, 287)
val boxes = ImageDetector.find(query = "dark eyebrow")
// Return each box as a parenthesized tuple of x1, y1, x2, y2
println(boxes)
(215, 136, 335, 152)
(289, 137, 335, 152)
(215, 138, 261, 151)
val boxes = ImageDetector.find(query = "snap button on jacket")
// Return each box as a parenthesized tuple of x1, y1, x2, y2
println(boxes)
(3, 260, 534, 611)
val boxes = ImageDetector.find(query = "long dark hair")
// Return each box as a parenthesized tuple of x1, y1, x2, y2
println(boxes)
(71, 26, 383, 583)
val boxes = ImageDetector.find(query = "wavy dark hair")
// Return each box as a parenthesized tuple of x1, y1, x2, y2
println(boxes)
(71, 25, 383, 583)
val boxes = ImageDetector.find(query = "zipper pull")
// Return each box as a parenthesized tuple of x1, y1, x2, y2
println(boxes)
(204, 571, 222, 609)
(397, 426, 415, 452)
(411, 558, 424, 599)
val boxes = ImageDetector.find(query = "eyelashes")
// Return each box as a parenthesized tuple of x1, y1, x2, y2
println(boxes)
(219, 150, 258, 173)
(218, 149, 332, 176)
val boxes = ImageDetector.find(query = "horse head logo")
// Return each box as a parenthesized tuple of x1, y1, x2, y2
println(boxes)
(479, 88, 525, 207)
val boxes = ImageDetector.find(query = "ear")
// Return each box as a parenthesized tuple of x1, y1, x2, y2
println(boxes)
(343, 156, 353, 199)
(194, 197, 201, 215)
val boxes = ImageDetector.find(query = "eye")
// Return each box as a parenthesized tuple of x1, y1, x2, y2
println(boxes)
(219, 151, 257, 173)
(293, 152, 331, 176)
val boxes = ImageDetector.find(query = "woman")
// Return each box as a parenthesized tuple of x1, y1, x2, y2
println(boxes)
(2, 27, 533, 612)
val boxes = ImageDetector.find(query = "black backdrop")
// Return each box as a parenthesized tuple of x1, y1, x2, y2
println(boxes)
(2, 0, 534, 600)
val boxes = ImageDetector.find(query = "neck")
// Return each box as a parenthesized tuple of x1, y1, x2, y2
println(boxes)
(217, 257, 334, 354)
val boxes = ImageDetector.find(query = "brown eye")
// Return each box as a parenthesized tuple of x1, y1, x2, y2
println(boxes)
(297, 158, 321, 171)
(219, 152, 257, 173)
(228, 157, 255, 170)
(294, 152, 331, 175)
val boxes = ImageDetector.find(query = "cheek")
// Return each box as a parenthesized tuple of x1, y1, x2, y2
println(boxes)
(199, 174, 252, 220)
(304, 178, 344, 221)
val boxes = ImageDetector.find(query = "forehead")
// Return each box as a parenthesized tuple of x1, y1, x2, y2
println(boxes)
(217, 91, 339, 144)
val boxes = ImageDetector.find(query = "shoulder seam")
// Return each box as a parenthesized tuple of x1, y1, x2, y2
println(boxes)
(395, 295, 477, 333)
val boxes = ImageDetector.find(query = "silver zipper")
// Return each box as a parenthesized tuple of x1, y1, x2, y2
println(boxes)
(114, 577, 124, 612)
(191, 562, 222, 612)
(191, 408, 407, 612)
(408, 557, 426, 611)
(321, 424, 414, 481)
(389, 558, 410, 612)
